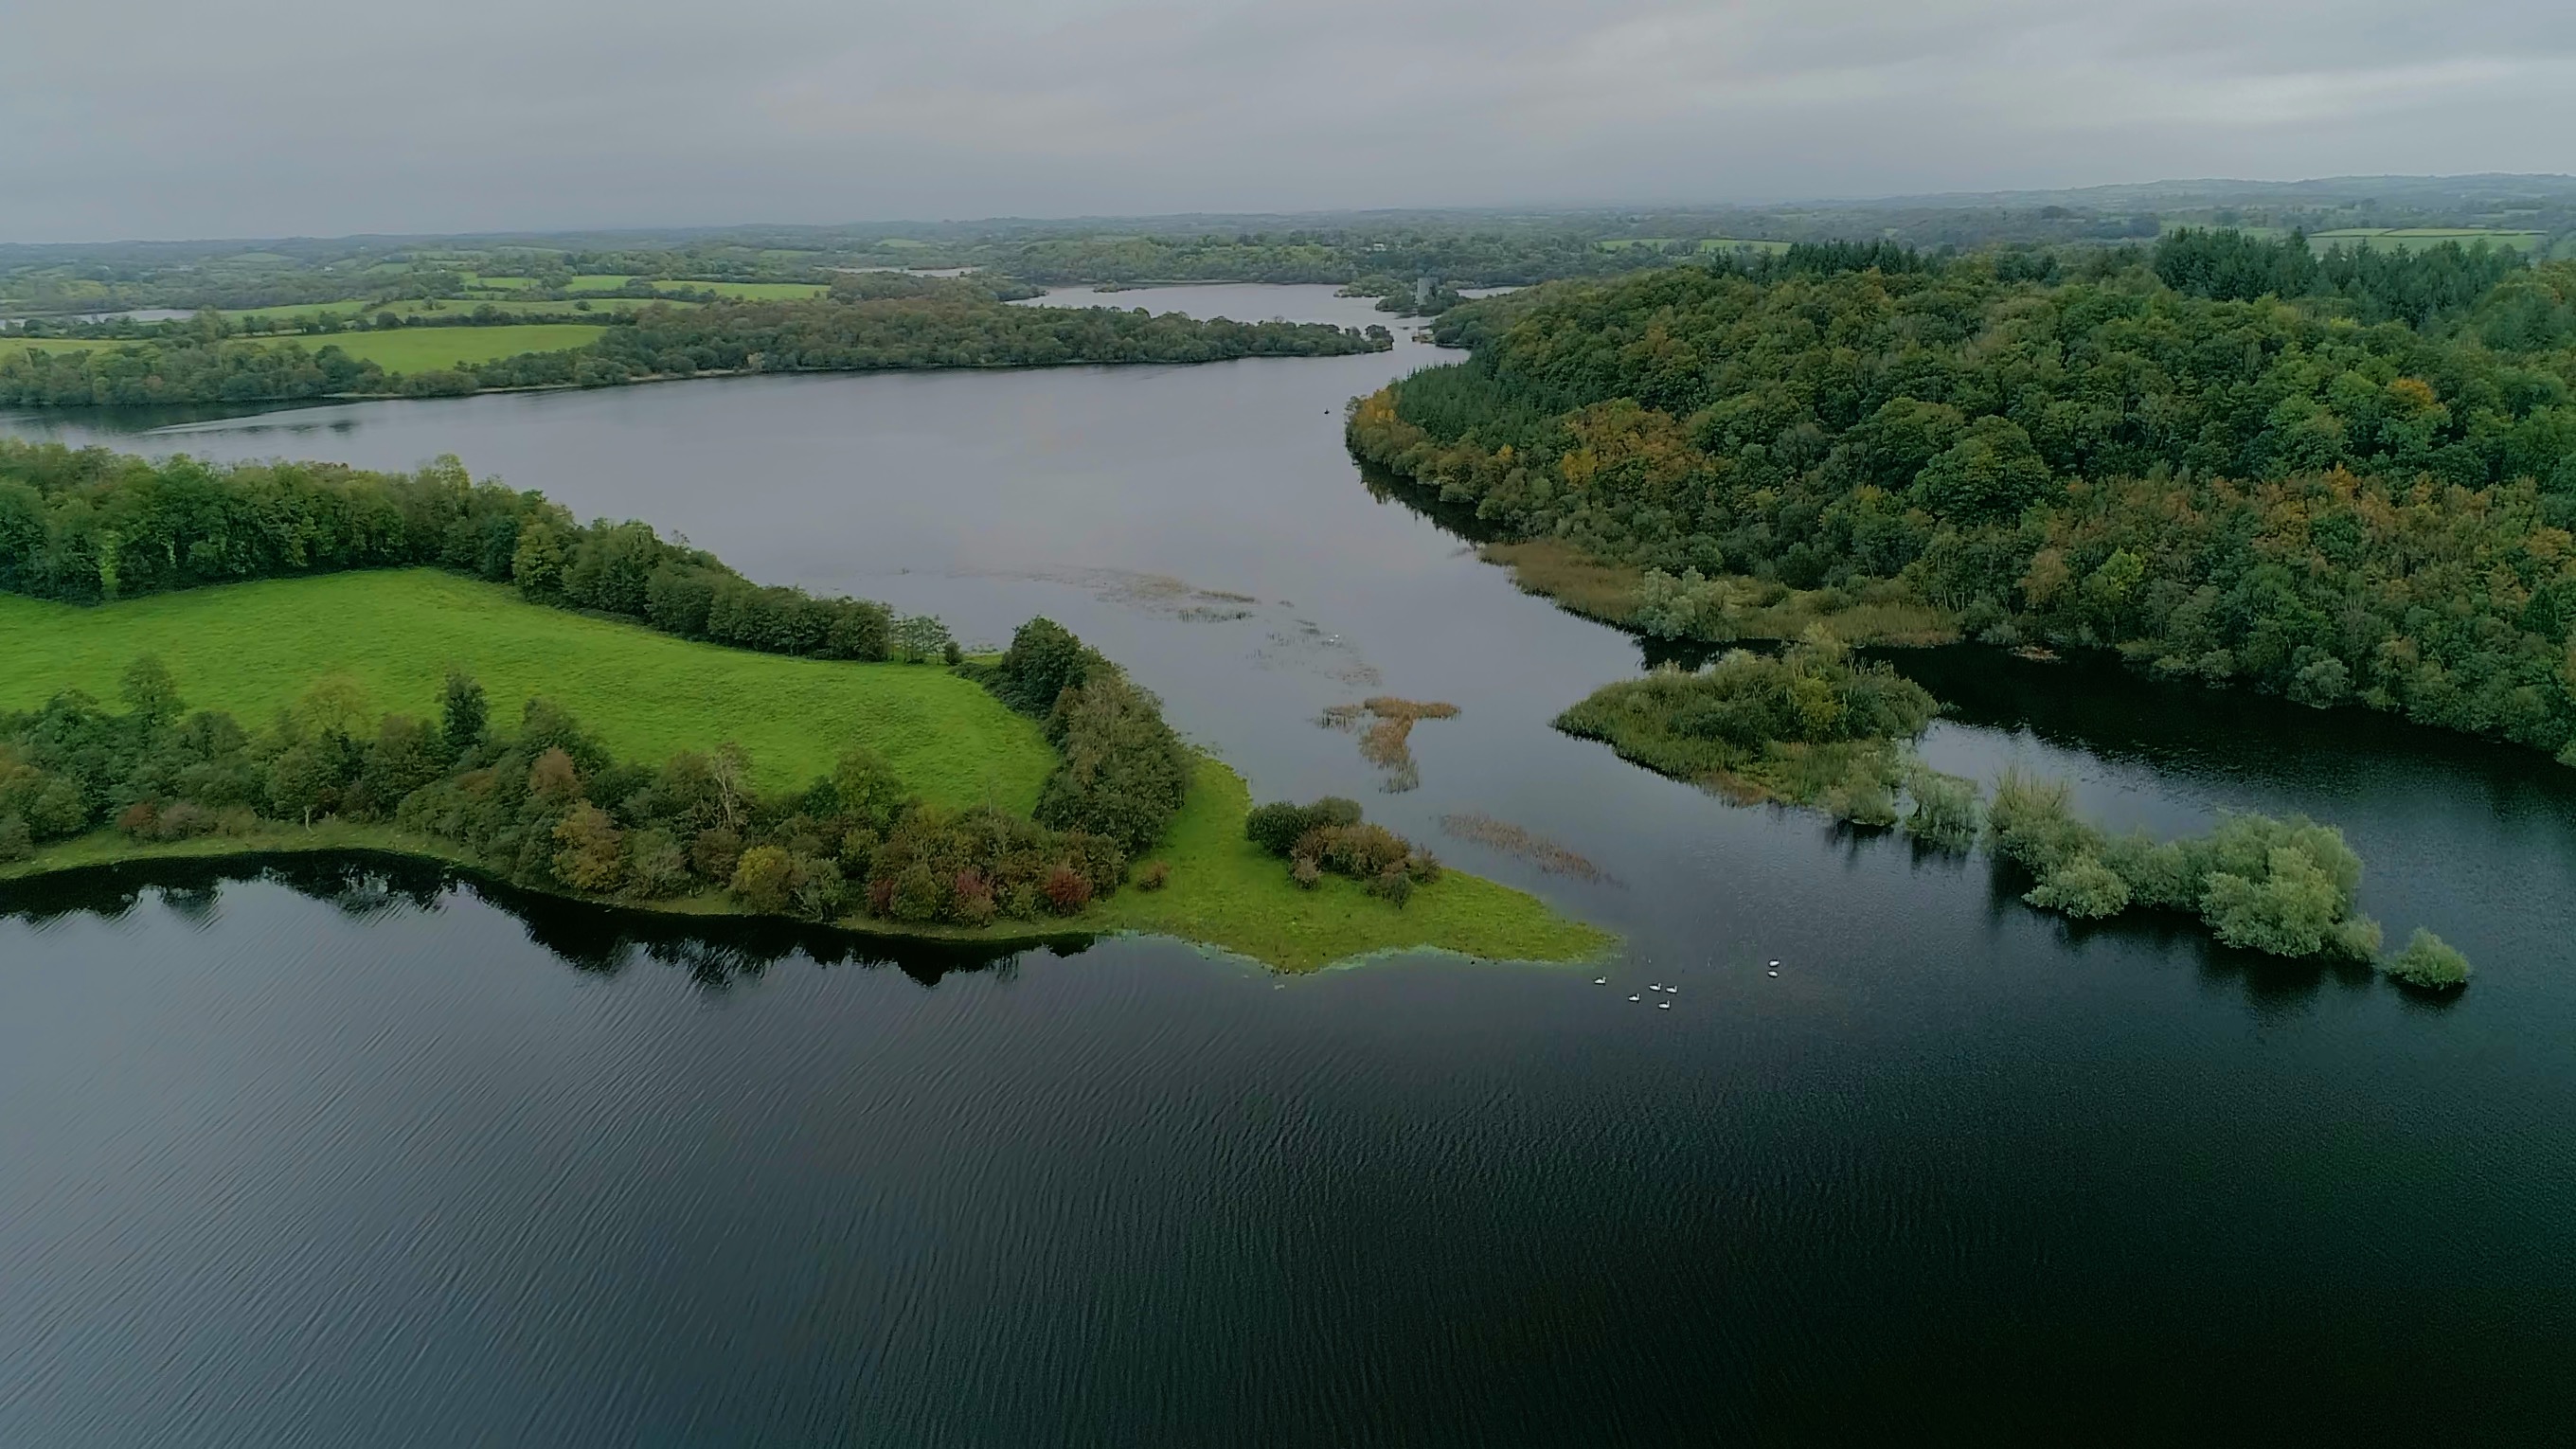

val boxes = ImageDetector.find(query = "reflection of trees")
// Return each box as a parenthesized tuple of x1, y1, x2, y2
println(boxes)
(0, 850, 1072, 988)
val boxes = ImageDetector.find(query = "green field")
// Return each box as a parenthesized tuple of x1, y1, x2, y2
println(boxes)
(0, 570, 1054, 805)
(272, 323, 607, 370)
(2309, 227, 2548, 253)
(681, 280, 827, 299)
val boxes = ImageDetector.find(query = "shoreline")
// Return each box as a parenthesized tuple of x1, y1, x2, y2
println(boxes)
(0, 758, 1618, 974)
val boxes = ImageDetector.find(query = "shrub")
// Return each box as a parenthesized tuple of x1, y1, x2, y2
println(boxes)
(953, 868, 999, 925)
(625, 828, 692, 899)
(1042, 862, 1093, 914)
(116, 800, 161, 839)
(1903, 765, 1981, 849)
(1825, 767, 1901, 828)
(1368, 867, 1414, 907)
(689, 825, 743, 883)
(2201, 848, 2352, 958)
(1290, 857, 1321, 889)
(1245, 801, 1312, 855)
(888, 863, 945, 922)
(2384, 929, 2472, 989)
(1136, 859, 1171, 890)
(0, 814, 32, 862)
(2026, 851, 2132, 919)
(789, 856, 845, 920)
(1986, 768, 2101, 873)
(729, 844, 797, 914)
(551, 803, 626, 892)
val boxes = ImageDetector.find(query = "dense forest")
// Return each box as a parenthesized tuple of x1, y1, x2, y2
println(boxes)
(0, 277, 1386, 406)
(1350, 234, 2576, 761)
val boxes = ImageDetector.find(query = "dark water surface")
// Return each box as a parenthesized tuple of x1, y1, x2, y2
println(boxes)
(6, 286, 2574, 1443)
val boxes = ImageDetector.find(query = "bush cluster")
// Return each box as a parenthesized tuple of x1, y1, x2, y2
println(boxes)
(973, 618, 1192, 857)
(1554, 632, 1940, 807)
(1243, 796, 1440, 905)
(1982, 767, 2476, 982)
(0, 657, 1127, 928)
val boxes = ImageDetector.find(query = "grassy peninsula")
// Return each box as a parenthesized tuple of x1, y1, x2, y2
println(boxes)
(0, 446, 1604, 971)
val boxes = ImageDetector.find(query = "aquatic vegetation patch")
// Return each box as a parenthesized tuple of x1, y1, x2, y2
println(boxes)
(1319, 696, 1459, 792)
(1438, 812, 1612, 885)
(1981, 767, 2469, 982)
(1552, 631, 1939, 810)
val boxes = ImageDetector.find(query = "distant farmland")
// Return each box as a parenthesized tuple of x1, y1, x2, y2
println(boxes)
(557, 275, 827, 299)
(9, 323, 607, 370)
(2309, 227, 2549, 254)
(1595, 238, 1792, 256)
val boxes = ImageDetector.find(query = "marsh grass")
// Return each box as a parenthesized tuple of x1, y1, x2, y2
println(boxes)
(1321, 696, 1460, 792)
(1480, 538, 1956, 646)
(1438, 811, 1613, 884)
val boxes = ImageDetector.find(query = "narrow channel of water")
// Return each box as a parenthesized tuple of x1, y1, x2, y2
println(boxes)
(5, 285, 2572, 1442)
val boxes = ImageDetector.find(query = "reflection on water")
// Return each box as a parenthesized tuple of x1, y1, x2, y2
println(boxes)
(0, 853, 1064, 985)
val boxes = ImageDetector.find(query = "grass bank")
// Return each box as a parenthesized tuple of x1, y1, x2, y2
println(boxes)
(1090, 759, 1612, 971)
(0, 764, 1614, 974)
(9, 324, 608, 370)
(0, 570, 1052, 804)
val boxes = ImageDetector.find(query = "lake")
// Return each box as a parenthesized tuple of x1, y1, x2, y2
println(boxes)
(5, 285, 2573, 1443)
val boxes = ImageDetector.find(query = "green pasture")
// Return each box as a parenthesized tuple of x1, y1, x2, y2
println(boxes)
(287, 324, 606, 370)
(0, 569, 1054, 806)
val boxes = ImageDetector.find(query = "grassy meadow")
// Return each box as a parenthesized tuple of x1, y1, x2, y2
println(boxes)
(0, 569, 1054, 806)
(280, 323, 607, 369)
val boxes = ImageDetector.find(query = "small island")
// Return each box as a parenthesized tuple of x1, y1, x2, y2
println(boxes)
(0, 442, 1606, 972)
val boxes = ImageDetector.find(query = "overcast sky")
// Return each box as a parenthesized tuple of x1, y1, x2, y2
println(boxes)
(9, 0, 2575, 242)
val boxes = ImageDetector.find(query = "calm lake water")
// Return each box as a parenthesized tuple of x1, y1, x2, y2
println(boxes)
(6, 286, 2573, 1443)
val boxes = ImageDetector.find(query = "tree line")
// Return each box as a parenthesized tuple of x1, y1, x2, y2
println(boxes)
(1349, 239, 2576, 762)
(0, 279, 1388, 407)
(0, 443, 915, 662)
(966, 618, 1193, 857)
(0, 659, 1137, 928)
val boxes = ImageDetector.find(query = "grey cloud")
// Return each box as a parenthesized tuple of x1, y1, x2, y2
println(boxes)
(5, 0, 2572, 240)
